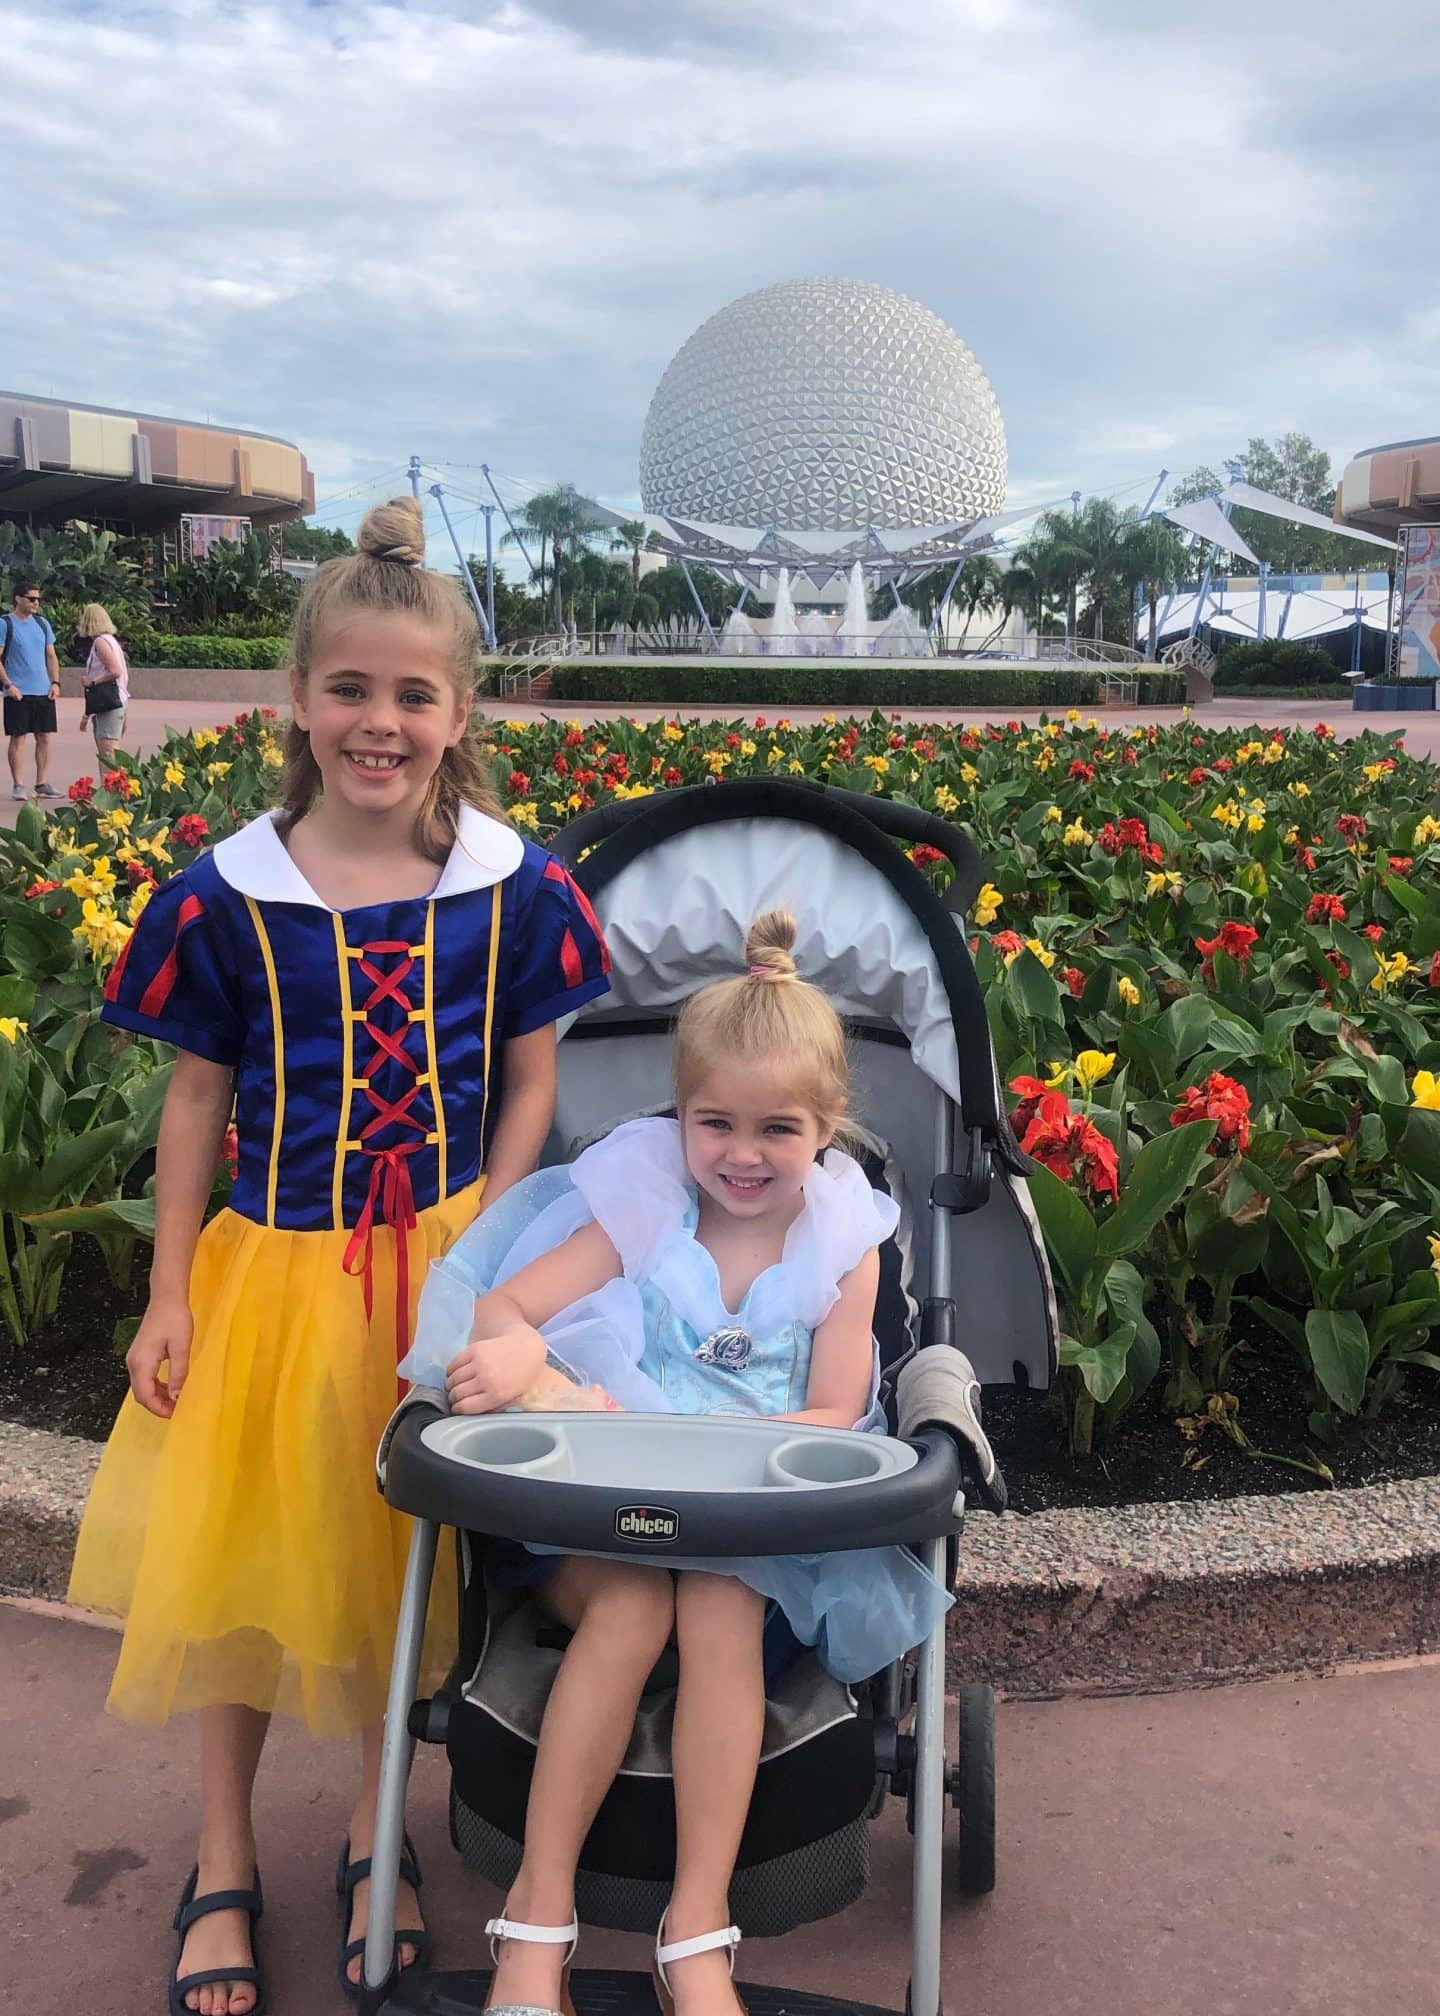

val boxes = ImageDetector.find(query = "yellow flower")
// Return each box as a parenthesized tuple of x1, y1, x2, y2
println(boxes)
(511, 801, 540, 831)
(1144, 870, 1182, 896)
(767, 745, 784, 767)
(163, 760, 187, 788)
(612, 782, 654, 801)
(1429, 1231, 1440, 1279)
(1410, 1071, 1440, 1109)
(739, 738, 757, 758)
(97, 807, 134, 838)
(1260, 740, 1285, 765)
(1043, 1061, 1069, 1088)
(1044, 804, 1062, 824)
(503, 719, 529, 732)
(823, 713, 837, 725)
(1212, 800, 1242, 830)
(566, 791, 583, 810)
(1364, 762, 1389, 784)
(1288, 779, 1310, 798)
(72, 897, 132, 971)
(960, 762, 979, 785)
(788, 759, 805, 774)
(934, 785, 960, 815)
(206, 761, 232, 782)
(564, 719, 582, 733)
(549, 800, 568, 818)
(62, 855, 118, 901)
(1415, 815, 1440, 845)
(1117, 975, 1142, 1006)
(861, 754, 889, 774)
(1074, 1048, 1116, 1090)
(261, 744, 284, 770)
(0, 1016, 26, 1043)
(1063, 819, 1091, 847)
(662, 722, 684, 743)
(1283, 824, 1300, 847)
(1025, 937, 1056, 970)
(1246, 814, 1266, 834)
(192, 728, 221, 750)
(1066, 708, 1081, 723)
(973, 882, 1003, 927)
(1371, 952, 1410, 990)
(1033, 745, 1055, 771)
(704, 750, 732, 775)
(127, 880, 155, 924)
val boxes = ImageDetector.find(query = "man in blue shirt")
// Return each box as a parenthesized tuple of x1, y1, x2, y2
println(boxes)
(2, 579, 61, 799)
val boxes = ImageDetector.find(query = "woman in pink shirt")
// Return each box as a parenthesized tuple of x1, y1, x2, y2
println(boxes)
(77, 604, 130, 761)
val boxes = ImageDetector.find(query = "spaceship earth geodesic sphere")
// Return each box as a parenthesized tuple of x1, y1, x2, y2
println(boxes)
(639, 277, 1007, 532)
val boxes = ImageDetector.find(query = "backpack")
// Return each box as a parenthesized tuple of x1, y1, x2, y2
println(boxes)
(0, 610, 55, 661)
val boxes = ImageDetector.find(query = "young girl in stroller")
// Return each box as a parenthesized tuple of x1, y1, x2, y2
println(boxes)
(404, 910, 952, 2016)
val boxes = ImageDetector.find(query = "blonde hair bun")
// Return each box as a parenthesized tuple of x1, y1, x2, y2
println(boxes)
(357, 495, 426, 568)
(743, 909, 799, 982)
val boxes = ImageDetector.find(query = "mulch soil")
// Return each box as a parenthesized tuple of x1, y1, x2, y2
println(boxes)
(4, 1242, 1440, 1512)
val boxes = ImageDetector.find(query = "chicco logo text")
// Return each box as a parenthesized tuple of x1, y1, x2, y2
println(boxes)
(614, 1504, 680, 1545)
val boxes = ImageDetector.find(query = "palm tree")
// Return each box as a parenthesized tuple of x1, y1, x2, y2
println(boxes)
(1120, 514, 1193, 659)
(956, 555, 1004, 642)
(1045, 498, 1131, 642)
(611, 518, 649, 593)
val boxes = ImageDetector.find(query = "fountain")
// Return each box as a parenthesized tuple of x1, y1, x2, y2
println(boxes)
(797, 608, 832, 657)
(767, 567, 799, 655)
(720, 607, 760, 655)
(839, 562, 870, 656)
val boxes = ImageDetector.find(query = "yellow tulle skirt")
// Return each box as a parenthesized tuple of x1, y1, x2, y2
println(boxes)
(68, 1179, 484, 1738)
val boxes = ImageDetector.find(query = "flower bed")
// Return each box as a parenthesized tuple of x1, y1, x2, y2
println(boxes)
(531, 660, 1186, 708)
(4, 704, 1440, 1481)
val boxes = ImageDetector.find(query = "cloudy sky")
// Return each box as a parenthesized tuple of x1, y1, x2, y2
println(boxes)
(14, 0, 1440, 542)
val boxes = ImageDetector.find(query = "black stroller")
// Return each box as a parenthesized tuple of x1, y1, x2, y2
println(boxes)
(365, 778, 1059, 2016)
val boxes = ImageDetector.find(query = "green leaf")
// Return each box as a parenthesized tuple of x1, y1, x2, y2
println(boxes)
(1396, 1107, 1440, 1190)
(24, 1195, 157, 1239)
(1006, 946, 1065, 1026)
(1095, 1120, 1217, 1260)
(1161, 994, 1214, 1064)
(1248, 1295, 1308, 1353)
(1024, 1160, 1099, 1304)
(1059, 1322, 1136, 1405)
(34, 1119, 131, 1206)
(1305, 1308, 1370, 1415)
(1383, 873, 1436, 922)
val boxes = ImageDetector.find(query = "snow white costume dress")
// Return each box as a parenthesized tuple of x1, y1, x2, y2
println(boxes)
(400, 1116, 953, 1680)
(67, 806, 611, 1736)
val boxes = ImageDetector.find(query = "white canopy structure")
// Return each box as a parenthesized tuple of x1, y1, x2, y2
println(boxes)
(1148, 584, 1392, 643)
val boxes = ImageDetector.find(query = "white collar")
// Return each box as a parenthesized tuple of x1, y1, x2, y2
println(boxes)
(212, 804, 524, 908)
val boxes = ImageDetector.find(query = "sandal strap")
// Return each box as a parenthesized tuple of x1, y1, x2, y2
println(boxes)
(173, 1868, 263, 1933)
(174, 1965, 262, 1994)
(340, 1851, 422, 1896)
(657, 1925, 741, 1971)
(486, 1912, 579, 1965)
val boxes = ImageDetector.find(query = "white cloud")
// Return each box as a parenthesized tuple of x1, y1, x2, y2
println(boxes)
(8, 0, 1437, 530)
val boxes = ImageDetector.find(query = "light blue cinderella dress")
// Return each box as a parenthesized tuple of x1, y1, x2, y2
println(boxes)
(398, 1117, 953, 1683)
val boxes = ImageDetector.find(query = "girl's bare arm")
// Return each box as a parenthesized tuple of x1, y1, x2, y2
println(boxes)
(445, 1219, 622, 1413)
(779, 1246, 881, 1429)
(477, 1025, 558, 1212)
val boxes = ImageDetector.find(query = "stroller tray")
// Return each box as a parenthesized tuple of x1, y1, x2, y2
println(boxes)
(371, 1966, 896, 2016)
(382, 1406, 964, 1555)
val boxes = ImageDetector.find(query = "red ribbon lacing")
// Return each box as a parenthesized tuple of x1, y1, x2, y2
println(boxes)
(339, 941, 429, 1400)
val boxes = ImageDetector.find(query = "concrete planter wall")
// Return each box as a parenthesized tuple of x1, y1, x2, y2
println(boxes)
(1352, 682, 1436, 713)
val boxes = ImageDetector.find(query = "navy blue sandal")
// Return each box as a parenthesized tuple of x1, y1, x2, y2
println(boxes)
(336, 1832, 433, 2000)
(168, 1863, 266, 2016)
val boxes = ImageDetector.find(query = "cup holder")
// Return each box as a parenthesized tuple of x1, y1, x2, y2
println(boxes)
(454, 1420, 571, 1478)
(763, 1435, 888, 1489)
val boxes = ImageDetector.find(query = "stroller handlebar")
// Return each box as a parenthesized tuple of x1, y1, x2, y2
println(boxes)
(381, 1403, 964, 1557)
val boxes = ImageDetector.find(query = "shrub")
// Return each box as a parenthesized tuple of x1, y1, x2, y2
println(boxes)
(1212, 640, 1341, 690)
(122, 633, 291, 670)
(544, 661, 1185, 708)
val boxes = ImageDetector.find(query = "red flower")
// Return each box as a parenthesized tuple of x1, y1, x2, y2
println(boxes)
(68, 775, 94, 802)
(573, 767, 597, 787)
(261, 706, 279, 720)
(726, 732, 742, 750)
(1336, 813, 1367, 843)
(1018, 1090, 1120, 1199)
(1169, 1071, 1252, 1154)
(754, 716, 767, 729)
(1195, 920, 1258, 985)
(102, 767, 129, 795)
(989, 929, 1026, 959)
(1314, 721, 1334, 739)
(508, 770, 530, 795)
(1188, 767, 1209, 785)
(551, 752, 569, 777)
(174, 812, 210, 847)
(1006, 719, 1022, 735)
(1122, 746, 1138, 766)
(959, 729, 982, 751)
(1068, 759, 1095, 782)
(663, 766, 683, 787)
(1325, 949, 1351, 983)
(1388, 855, 1414, 875)
(913, 737, 936, 762)
(1362, 923, 1385, 944)
(1430, 952, 1440, 988)
(1098, 821, 1122, 856)
(564, 728, 585, 748)
(1305, 894, 1347, 924)
(220, 1124, 239, 1182)
(1008, 1073, 1052, 1136)
(126, 859, 157, 888)
(24, 876, 59, 899)
(1213, 756, 1234, 774)
(1295, 844, 1317, 872)
(910, 843, 945, 868)
(1061, 965, 1086, 999)
(889, 732, 905, 750)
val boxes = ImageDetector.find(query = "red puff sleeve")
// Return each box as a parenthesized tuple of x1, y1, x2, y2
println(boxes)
(503, 856, 612, 1036)
(102, 871, 243, 1066)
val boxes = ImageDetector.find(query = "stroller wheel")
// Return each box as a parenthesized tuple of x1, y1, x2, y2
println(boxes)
(948, 1683, 996, 1896)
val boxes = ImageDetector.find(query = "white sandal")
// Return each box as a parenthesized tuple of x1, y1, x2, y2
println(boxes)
(653, 1912, 746, 2016)
(482, 1905, 579, 2016)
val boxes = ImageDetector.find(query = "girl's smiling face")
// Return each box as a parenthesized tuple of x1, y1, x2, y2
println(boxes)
(682, 1059, 831, 1223)
(291, 611, 469, 821)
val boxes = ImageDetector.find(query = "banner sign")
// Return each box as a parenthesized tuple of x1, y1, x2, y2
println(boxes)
(1398, 525, 1440, 679)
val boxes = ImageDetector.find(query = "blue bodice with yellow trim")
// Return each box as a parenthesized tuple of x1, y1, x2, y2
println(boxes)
(103, 829, 609, 1234)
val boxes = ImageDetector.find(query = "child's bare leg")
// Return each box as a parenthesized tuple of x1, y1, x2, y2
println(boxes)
(341, 1722, 427, 1987)
(491, 1557, 675, 2011)
(664, 1575, 767, 2016)
(177, 1703, 269, 2016)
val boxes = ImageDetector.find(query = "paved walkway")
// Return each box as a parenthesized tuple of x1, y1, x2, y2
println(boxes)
(2, 694, 1434, 831)
(5, 1596, 1436, 2016)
